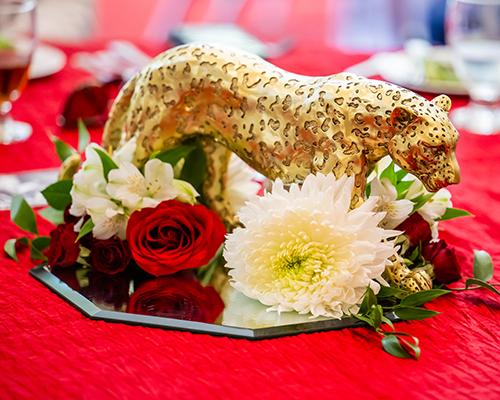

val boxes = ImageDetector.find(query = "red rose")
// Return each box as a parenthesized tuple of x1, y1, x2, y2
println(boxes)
(422, 240, 462, 284)
(46, 223, 80, 268)
(127, 274, 224, 323)
(396, 213, 432, 247)
(126, 200, 226, 276)
(89, 236, 131, 275)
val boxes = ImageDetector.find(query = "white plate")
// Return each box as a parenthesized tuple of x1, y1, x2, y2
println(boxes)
(29, 44, 66, 79)
(376, 48, 468, 96)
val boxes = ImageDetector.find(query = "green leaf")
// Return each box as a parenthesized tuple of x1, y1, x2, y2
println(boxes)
(377, 286, 408, 299)
(30, 236, 51, 261)
(473, 250, 493, 282)
(412, 193, 434, 211)
(10, 196, 38, 234)
(354, 314, 375, 327)
(38, 207, 65, 225)
(32, 236, 51, 251)
(30, 245, 46, 261)
(359, 287, 377, 315)
(394, 306, 439, 320)
(400, 289, 450, 307)
(76, 219, 94, 241)
(371, 305, 383, 329)
(396, 180, 413, 199)
(4, 237, 29, 261)
(408, 245, 421, 262)
(381, 315, 394, 329)
(93, 148, 118, 181)
(51, 137, 76, 162)
(152, 143, 197, 166)
(382, 335, 413, 359)
(438, 207, 472, 221)
(180, 144, 206, 193)
(4, 239, 18, 261)
(380, 162, 397, 186)
(365, 182, 371, 197)
(77, 119, 90, 153)
(41, 180, 73, 210)
(395, 169, 408, 181)
(388, 333, 421, 360)
(465, 278, 500, 296)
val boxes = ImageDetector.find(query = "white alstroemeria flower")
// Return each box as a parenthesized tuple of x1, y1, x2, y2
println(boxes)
(224, 173, 398, 319)
(172, 179, 199, 205)
(69, 144, 108, 217)
(86, 197, 128, 240)
(112, 136, 137, 165)
(418, 188, 452, 241)
(107, 158, 197, 209)
(404, 177, 426, 200)
(370, 177, 414, 229)
(418, 188, 452, 222)
(226, 154, 262, 213)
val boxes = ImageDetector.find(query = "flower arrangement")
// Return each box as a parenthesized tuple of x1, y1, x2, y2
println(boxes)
(5, 122, 499, 360)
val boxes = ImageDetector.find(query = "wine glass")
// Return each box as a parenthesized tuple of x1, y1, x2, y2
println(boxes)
(446, 0, 500, 135)
(0, 0, 36, 144)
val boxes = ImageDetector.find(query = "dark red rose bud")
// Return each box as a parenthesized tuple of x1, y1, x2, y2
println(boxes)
(46, 223, 80, 268)
(89, 237, 131, 275)
(126, 200, 226, 276)
(422, 240, 462, 284)
(396, 213, 432, 247)
(127, 274, 224, 323)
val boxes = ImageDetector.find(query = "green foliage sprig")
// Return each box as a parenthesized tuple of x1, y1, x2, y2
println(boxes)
(356, 251, 498, 360)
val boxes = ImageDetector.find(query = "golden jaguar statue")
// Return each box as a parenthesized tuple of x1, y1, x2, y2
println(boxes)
(102, 43, 460, 225)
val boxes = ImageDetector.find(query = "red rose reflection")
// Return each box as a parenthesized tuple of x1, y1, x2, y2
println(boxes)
(82, 270, 131, 310)
(126, 200, 226, 276)
(46, 223, 80, 268)
(422, 240, 462, 284)
(127, 275, 224, 323)
(396, 213, 432, 247)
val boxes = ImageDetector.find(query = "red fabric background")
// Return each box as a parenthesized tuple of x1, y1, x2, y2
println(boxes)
(1, 8, 500, 400)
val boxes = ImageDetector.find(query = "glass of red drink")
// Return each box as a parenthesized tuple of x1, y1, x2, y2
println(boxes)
(0, 0, 36, 144)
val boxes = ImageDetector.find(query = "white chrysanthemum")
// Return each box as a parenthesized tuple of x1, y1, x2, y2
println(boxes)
(370, 177, 413, 229)
(226, 154, 262, 212)
(224, 173, 399, 319)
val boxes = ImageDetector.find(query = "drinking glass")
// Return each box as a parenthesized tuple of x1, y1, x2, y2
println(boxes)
(0, 0, 36, 144)
(446, 0, 500, 135)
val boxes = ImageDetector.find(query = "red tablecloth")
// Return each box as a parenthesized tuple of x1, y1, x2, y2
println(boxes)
(1, 36, 500, 400)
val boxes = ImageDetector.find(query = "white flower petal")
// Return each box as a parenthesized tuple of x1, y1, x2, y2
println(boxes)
(112, 137, 137, 164)
(143, 158, 177, 201)
(226, 154, 262, 212)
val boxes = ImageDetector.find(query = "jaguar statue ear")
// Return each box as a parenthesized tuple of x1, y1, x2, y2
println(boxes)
(431, 94, 452, 112)
(390, 106, 419, 132)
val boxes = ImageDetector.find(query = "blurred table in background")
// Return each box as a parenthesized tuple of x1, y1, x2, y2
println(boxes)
(1, 1, 499, 399)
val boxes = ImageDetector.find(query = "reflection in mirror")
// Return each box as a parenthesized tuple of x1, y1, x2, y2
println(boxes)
(52, 264, 329, 329)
